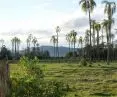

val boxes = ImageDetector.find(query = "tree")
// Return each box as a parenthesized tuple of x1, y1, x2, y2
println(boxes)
(79, 36, 83, 57)
(84, 29, 90, 58)
(0, 39, 4, 48)
(32, 37, 38, 53)
(66, 33, 72, 53)
(101, 19, 115, 64)
(94, 22, 101, 60)
(102, 0, 116, 64)
(91, 20, 96, 46)
(0, 45, 12, 60)
(79, 0, 96, 46)
(94, 22, 101, 47)
(102, 1, 116, 43)
(101, 25, 105, 45)
(17, 38, 21, 54)
(26, 38, 30, 53)
(50, 35, 57, 57)
(71, 30, 77, 56)
(36, 43, 40, 53)
(102, 19, 109, 44)
(11, 37, 21, 59)
(27, 34, 33, 52)
(56, 26, 61, 58)
(85, 29, 90, 46)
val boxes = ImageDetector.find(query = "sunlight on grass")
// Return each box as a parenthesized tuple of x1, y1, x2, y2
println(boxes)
(10, 62, 117, 97)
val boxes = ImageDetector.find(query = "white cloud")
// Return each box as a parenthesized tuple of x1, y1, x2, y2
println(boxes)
(0, 3, 117, 49)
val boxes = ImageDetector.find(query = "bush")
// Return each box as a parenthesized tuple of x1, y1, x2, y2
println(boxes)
(10, 56, 67, 97)
(80, 58, 87, 66)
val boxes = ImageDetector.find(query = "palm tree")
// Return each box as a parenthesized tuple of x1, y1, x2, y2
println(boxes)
(91, 20, 96, 46)
(50, 35, 57, 57)
(102, 19, 115, 64)
(84, 30, 90, 58)
(94, 22, 101, 47)
(56, 26, 61, 58)
(94, 22, 101, 60)
(111, 33, 115, 46)
(71, 30, 77, 56)
(79, 36, 83, 57)
(32, 37, 37, 53)
(0, 39, 4, 48)
(27, 34, 33, 52)
(85, 29, 90, 46)
(66, 33, 72, 53)
(11, 37, 20, 59)
(17, 38, 21, 54)
(102, 1, 116, 43)
(111, 33, 115, 60)
(102, 19, 109, 44)
(79, 0, 96, 46)
(36, 43, 40, 53)
(11, 39, 14, 54)
(102, 1, 116, 64)
(26, 38, 30, 53)
(101, 25, 104, 45)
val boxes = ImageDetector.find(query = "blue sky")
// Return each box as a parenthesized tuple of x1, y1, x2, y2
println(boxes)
(0, 0, 116, 49)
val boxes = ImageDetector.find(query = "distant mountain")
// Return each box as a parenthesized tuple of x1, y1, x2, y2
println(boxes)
(40, 46, 77, 57)
(20, 46, 78, 57)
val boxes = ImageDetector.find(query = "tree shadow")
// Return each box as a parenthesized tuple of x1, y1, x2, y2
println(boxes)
(91, 92, 116, 97)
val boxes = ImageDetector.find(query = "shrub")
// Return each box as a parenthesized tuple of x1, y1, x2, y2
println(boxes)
(10, 56, 67, 97)
(80, 58, 87, 66)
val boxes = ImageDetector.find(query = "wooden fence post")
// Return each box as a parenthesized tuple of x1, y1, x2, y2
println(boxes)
(0, 60, 9, 97)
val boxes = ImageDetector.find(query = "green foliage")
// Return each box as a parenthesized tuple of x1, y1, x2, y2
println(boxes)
(65, 52, 77, 58)
(0, 46, 12, 60)
(25, 50, 50, 59)
(10, 62, 117, 97)
(10, 56, 67, 97)
(80, 58, 87, 66)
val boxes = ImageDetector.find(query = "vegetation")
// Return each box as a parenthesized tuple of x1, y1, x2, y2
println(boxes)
(0, 0, 117, 96)
(10, 57, 68, 97)
(10, 61, 117, 97)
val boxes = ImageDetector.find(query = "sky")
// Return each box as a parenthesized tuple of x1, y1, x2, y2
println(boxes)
(0, 0, 117, 49)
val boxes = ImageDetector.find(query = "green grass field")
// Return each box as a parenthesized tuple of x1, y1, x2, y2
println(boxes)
(10, 62, 117, 97)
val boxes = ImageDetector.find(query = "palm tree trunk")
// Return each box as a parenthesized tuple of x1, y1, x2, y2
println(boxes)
(54, 43, 55, 57)
(57, 32, 59, 58)
(88, 8, 92, 61)
(27, 41, 29, 53)
(107, 30, 110, 65)
(102, 29, 104, 44)
(29, 42, 30, 53)
(88, 9, 92, 46)
(74, 41, 75, 57)
(15, 41, 16, 56)
(34, 43, 36, 55)
(93, 24, 95, 46)
(97, 31, 99, 60)
(12, 41, 14, 54)
(17, 43, 19, 54)
(81, 42, 84, 57)
(107, 15, 112, 64)
(69, 42, 70, 53)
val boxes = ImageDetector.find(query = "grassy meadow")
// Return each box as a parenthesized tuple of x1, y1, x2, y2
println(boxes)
(10, 61, 117, 97)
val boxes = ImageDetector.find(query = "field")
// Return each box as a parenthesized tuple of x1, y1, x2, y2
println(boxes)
(10, 61, 117, 97)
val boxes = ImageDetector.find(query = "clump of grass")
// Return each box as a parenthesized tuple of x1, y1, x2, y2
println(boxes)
(80, 58, 87, 66)
(98, 64, 101, 66)
(89, 64, 92, 67)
